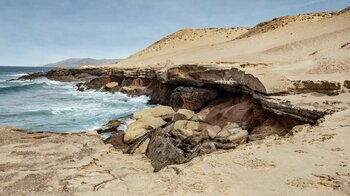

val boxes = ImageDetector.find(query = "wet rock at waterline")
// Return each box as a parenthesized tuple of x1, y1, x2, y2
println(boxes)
(96, 119, 122, 134)
(105, 119, 122, 128)
(104, 82, 119, 93)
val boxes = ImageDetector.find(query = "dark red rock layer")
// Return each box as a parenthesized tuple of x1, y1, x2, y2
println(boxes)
(195, 95, 303, 136)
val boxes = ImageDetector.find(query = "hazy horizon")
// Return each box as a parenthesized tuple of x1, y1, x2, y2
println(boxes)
(0, 0, 349, 66)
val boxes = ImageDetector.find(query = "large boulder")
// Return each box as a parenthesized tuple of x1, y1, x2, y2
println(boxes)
(105, 119, 121, 128)
(145, 120, 244, 171)
(172, 120, 199, 138)
(133, 105, 175, 120)
(172, 109, 195, 122)
(105, 82, 118, 89)
(215, 123, 248, 144)
(137, 116, 167, 129)
(123, 122, 150, 144)
(120, 86, 146, 96)
(105, 82, 119, 93)
(85, 75, 111, 90)
(123, 117, 166, 144)
(97, 119, 121, 134)
(168, 86, 218, 110)
(198, 123, 221, 139)
(146, 125, 188, 172)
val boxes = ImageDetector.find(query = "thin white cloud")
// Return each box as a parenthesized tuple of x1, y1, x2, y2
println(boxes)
(292, 0, 326, 9)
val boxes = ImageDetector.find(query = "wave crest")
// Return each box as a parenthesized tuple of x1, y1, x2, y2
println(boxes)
(0, 83, 44, 94)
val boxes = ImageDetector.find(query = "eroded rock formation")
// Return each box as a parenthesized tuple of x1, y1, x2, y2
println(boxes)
(16, 65, 336, 171)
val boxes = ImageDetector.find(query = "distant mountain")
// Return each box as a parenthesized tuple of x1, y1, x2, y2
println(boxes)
(42, 58, 121, 68)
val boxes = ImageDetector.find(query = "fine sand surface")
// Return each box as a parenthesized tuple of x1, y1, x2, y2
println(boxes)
(0, 109, 349, 195)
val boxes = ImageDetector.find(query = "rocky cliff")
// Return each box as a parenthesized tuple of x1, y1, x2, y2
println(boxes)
(17, 63, 350, 171)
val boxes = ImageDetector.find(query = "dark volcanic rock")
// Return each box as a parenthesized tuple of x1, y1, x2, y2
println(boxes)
(148, 82, 175, 105)
(146, 126, 188, 172)
(16, 67, 107, 82)
(168, 86, 219, 110)
(144, 120, 241, 171)
(84, 75, 111, 90)
(15, 72, 47, 81)
(344, 80, 350, 89)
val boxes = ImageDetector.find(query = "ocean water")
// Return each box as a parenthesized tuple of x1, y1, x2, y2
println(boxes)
(0, 66, 150, 132)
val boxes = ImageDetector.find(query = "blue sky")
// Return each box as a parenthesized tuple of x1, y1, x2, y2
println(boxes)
(0, 0, 349, 66)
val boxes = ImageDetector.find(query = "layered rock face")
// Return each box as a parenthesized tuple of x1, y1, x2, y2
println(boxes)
(18, 65, 341, 171)
(19, 65, 333, 124)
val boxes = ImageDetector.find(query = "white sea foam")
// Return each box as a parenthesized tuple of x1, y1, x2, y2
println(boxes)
(8, 73, 26, 77)
(118, 117, 136, 132)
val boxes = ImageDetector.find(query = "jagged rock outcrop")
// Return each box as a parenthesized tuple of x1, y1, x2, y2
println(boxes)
(146, 125, 188, 172)
(160, 65, 268, 94)
(14, 61, 340, 173)
(122, 100, 304, 171)
(141, 119, 248, 171)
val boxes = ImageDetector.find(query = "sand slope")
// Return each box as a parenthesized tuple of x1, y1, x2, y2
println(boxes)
(116, 8, 349, 68)
(113, 7, 350, 94)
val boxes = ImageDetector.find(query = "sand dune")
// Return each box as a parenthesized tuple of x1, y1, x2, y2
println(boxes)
(114, 7, 349, 69)
(128, 28, 249, 60)
(111, 7, 350, 95)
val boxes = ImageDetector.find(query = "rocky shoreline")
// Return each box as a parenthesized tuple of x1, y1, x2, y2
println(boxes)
(15, 66, 336, 171)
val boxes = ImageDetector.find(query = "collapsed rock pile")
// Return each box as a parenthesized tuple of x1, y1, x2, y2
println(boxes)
(17, 67, 319, 172)
(106, 105, 257, 171)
